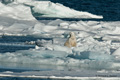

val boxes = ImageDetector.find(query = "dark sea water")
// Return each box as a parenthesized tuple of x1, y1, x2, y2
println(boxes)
(0, 77, 59, 80)
(0, 36, 35, 53)
(49, 0, 120, 21)
(0, 36, 52, 53)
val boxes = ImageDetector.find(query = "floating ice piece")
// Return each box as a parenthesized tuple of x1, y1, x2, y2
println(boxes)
(48, 19, 65, 26)
(26, 1, 103, 19)
(0, 2, 35, 20)
(0, 50, 69, 64)
(59, 22, 69, 27)
(33, 23, 57, 34)
(14, 0, 33, 3)
(112, 47, 120, 56)
(89, 51, 113, 61)
(4, 23, 29, 33)
(0, 48, 117, 70)
(68, 51, 113, 61)
(72, 46, 89, 53)
(53, 45, 72, 53)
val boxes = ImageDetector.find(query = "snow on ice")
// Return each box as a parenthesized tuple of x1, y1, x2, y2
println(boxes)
(0, 0, 120, 78)
(30, 1, 103, 19)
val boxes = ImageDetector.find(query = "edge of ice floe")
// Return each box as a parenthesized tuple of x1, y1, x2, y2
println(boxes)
(0, 73, 120, 80)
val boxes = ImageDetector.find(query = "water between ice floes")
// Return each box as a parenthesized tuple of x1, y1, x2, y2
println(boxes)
(0, 35, 52, 53)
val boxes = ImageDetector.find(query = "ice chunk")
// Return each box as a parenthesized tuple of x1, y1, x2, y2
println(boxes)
(68, 51, 114, 61)
(0, 48, 118, 70)
(112, 47, 120, 56)
(0, 50, 69, 64)
(26, 1, 103, 19)
(59, 22, 69, 29)
(53, 45, 72, 53)
(48, 19, 65, 26)
(4, 23, 29, 32)
(89, 51, 114, 61)
(1, 1, 103, 19)
(14, 0, 33, 3)
(33, 23, 57, 34)
(0, 2, 35, 20)
(33, 23, 45, 33)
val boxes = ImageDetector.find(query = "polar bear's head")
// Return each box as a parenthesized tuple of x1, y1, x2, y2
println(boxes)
(70, 32, 75, 38)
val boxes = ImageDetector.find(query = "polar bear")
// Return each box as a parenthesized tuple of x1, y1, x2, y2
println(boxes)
(64, 32, 77, 48)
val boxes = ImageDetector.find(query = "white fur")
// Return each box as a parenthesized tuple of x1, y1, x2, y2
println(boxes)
(64, 32, 77, 48)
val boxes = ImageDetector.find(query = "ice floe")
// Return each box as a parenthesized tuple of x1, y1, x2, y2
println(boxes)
(3, 0, 103, 19)
(0, 2, 35, 20)
(29, 1, 103, 19)
(0, 0, 120, 78)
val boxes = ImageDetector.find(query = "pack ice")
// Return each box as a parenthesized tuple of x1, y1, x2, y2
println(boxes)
(0, 0, 120, 71)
